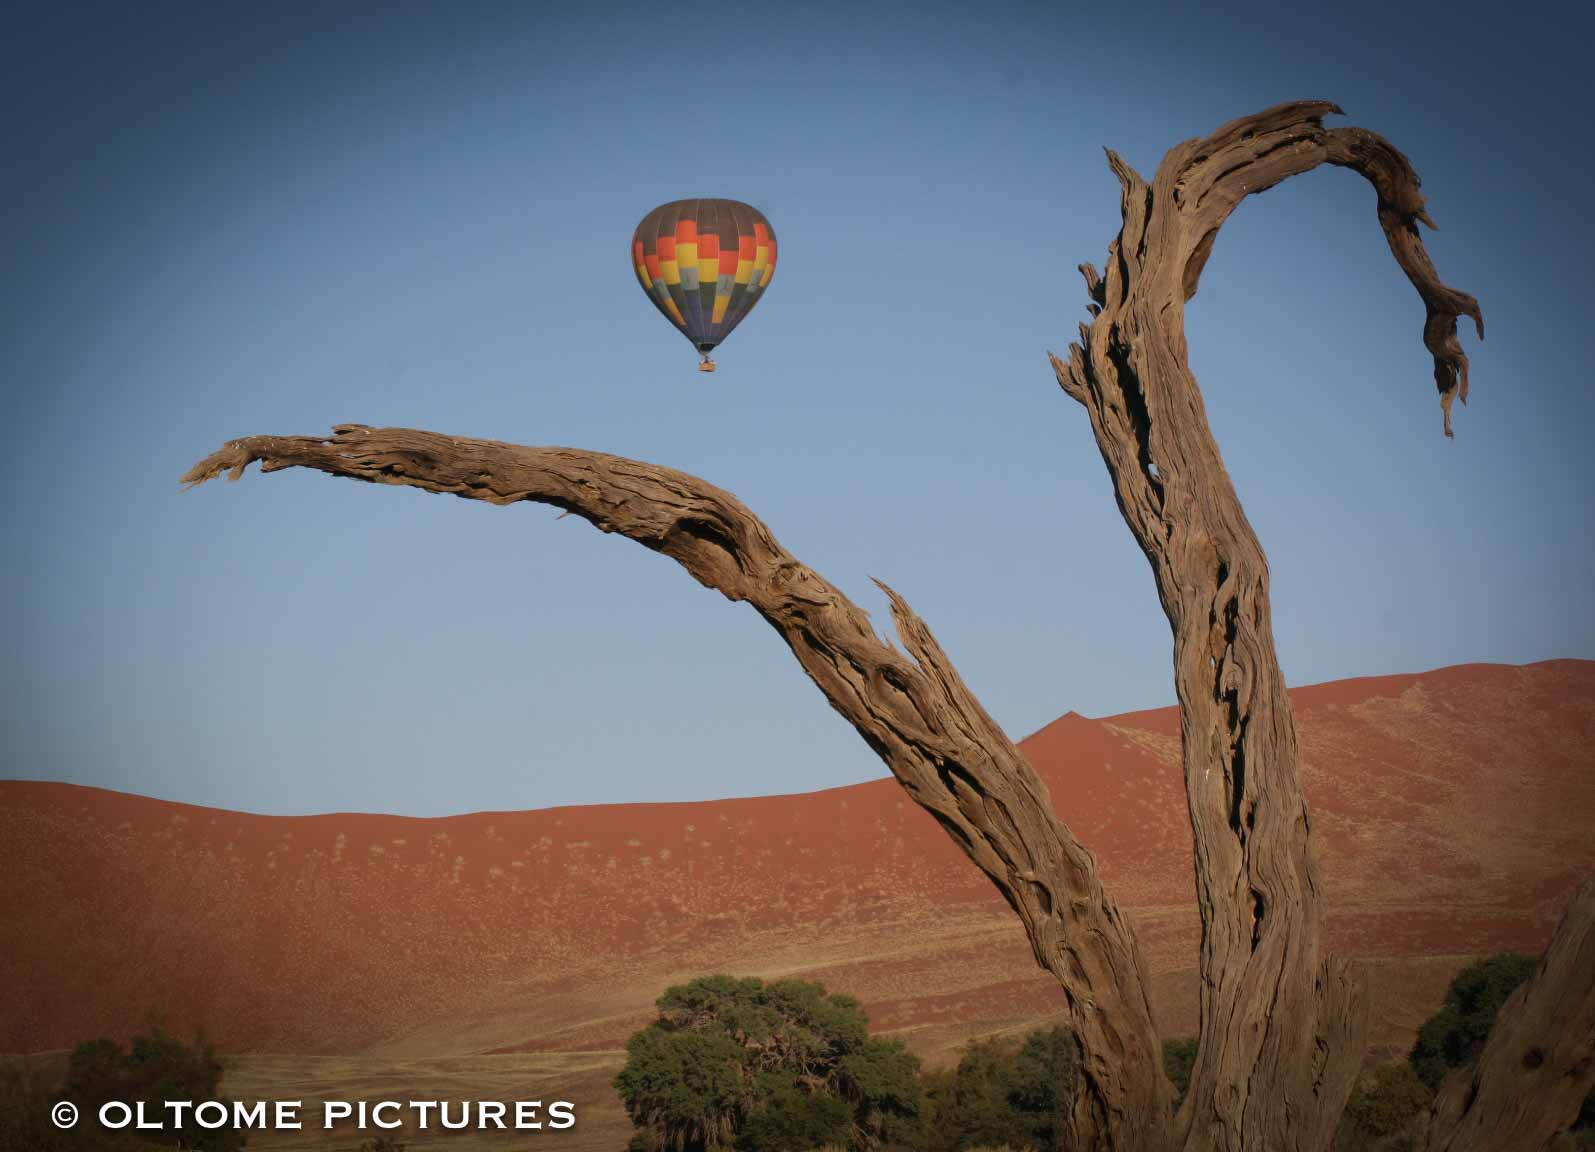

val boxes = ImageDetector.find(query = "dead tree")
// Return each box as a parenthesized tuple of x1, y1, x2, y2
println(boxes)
(183, 102, 1594, 1152)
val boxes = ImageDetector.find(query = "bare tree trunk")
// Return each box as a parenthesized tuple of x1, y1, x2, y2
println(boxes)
(182, 102, 1595, 1152)
(182, 429, 1173, 1151)
(1419, 876, 1595, 1152)
(1051, 100, 1482, 1152)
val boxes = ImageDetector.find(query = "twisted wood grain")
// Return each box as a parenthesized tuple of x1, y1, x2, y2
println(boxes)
(185, 102, 1593, 1152)
(183, 425, 1172, 1150)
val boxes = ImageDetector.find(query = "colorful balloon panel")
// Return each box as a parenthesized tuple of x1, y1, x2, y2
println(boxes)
(632, 199, 776, 354)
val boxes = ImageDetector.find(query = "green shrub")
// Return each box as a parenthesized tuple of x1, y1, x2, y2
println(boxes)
(1406, 952, 1593, 1144)
(0, 1028, 244, 1152)
(1335, 1062, 1432, 1152)
(733, 1083, 853, 1152)
(0, 1058, 111, 1152)
(616, 1027, 746, 1151)
(1408, 952, 1537, 1092)
(923, 1026, 1074, 1152)
(1004, 1028, 1073, 1152)
(941, 1036, 1030, 1152)
(1161, 1038, 1197, 1106)
(615, 975, 925, 1152)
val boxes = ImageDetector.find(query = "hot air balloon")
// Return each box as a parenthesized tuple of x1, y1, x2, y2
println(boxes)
(631, 199, 777, 372)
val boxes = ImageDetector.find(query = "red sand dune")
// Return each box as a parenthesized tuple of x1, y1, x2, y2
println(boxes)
(2, 659, 1592, 1058)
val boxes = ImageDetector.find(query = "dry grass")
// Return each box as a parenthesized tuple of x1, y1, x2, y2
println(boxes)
(215, 955, 1474, 1151)
(224, 1052, 629, 1152)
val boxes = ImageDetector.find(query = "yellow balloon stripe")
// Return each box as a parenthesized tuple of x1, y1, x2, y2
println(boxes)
(632, 199, 776, 357)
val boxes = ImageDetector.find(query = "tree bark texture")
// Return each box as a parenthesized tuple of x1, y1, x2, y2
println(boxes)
(1050, 100, 1484, 1151)
(183, 102, 1595, 1152)
(181, 428, 1173, 1151)
(1419, 875, 1595, 1152)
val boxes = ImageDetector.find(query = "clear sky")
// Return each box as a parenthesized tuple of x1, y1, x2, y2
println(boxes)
(4, 1, 1590, 816)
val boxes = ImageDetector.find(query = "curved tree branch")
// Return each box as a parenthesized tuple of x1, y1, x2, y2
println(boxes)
(1420, 874, 1595, 1152)
(181, 425, 1173, 1151)
(1170, 100, 1484, 436)
(181, 102, 1560, 1152)
(1052, 101, 1483, 1151)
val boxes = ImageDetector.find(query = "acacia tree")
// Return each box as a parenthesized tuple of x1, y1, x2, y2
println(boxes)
(183, 102, 1595, 1152)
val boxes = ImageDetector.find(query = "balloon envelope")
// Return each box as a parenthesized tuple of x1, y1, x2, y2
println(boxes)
(632, 199, 777, 360)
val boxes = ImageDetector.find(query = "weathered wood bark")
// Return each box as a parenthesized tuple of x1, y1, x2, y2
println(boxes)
(183, 102, 1595, 1152)
(1419, 875, 1595, 1152)
(1050, 100, 1484, 1152)
(181, 428, 1173, 1151)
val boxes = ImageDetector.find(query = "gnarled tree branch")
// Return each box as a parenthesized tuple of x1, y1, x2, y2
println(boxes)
(1051, 101, 1482, 1151)
(1170, 101, 1483, 437)
(183, 102, 1589, 1152)
(181, 425, 1173, 1152)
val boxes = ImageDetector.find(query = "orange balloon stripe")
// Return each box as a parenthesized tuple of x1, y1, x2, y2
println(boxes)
(632, 199, 775, 354)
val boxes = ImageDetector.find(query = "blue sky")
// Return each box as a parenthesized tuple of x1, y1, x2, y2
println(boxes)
(4, 0, 1590, 816)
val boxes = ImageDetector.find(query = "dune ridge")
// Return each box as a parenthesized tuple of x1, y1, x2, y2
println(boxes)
(3, 659, 1591, 1060)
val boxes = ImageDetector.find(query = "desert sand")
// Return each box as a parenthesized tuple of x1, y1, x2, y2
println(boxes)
(4, 659, 1591, 1150)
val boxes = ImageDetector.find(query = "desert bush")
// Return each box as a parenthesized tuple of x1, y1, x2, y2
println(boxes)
(1405, 952, 1593, 1145)
(1408, 952, 1537, 1092)
(1005, 1027, 1073, 1149)
(934, 1035, 1027, 1152)
(1161, 1038, 1197, 1106)
(921, 1026, 1074, 1152)
(0, 1027, 243, 1152)
(734, 1082, 854, 1152)
(1334, 1062, 1432, 1152)
(616, 975, 925, 1152)
(1328, 952, 1592, 1150)
(0, 1057, 120, 1152)
(62, 1027, 244, 1152)
(618, 959, 1595, 1152)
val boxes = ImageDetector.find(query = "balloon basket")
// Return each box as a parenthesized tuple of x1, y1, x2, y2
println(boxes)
(698, 356, 717, 373)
